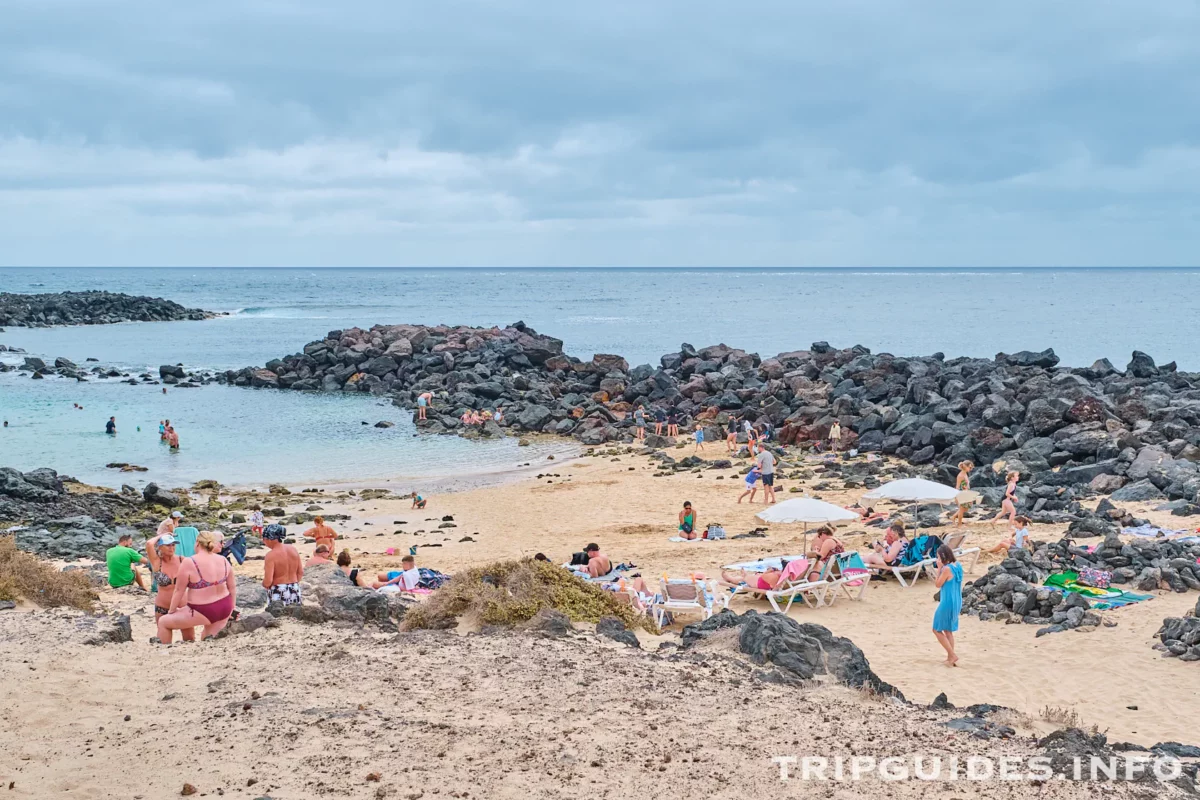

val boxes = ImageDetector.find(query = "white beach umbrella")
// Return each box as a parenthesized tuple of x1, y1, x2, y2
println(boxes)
(862, 478, 960, 503)
(755, 497, 859, 551)
(862, 477, 959, 531)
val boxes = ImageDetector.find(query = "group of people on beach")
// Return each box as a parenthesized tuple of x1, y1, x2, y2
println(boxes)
(459, 407, 503, 426)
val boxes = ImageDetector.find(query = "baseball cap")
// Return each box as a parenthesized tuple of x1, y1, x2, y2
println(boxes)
(171, 511, 183, 518)
(157, 533, 178, 546)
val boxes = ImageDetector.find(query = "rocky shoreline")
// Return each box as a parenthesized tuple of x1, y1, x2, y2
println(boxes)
(205, 321, 1200, 511)
(0, 290, 216, 327)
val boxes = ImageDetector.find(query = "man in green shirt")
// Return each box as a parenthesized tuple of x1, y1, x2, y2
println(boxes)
(106, 534, 147, 590)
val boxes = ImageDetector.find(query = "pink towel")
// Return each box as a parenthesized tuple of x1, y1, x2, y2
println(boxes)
(779, 558, 810, 583)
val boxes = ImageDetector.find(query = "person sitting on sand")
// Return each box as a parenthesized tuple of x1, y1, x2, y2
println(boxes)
(249, 505, 264, 536)
(990, 471, 1020, 526)
(303, 516, 338, 554)
(374, 555, 421, 590)
(988, 515, 1032, 554)
(721, 562, 787, 591)
(410, 492, 426, 509)
(861, 522, 908, 570)
(336, 550, 373, 588)
(416, 391, 434, 420)
(737, 467, 761, 504)
(144, 532, 195, 642)
(106, 533, 147, 591)
(261, 524, 303, 606)
(306, 544, 333, 567)
(158, 531, 237, 641)
(678, 501, 699, 540)
(805, 526, 845, 579)
(584, 543, 612, 578)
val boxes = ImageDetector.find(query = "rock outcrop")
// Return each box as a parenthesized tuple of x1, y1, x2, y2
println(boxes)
(0, 290, 215, 327)
(220, 325, 1200, 509)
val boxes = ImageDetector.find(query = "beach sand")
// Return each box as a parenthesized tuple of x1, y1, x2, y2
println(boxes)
(283, 446, 1200, 747)
(2, 445, 1199, 799)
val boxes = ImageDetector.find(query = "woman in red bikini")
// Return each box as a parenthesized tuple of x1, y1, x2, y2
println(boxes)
(157, 530, 237, 642)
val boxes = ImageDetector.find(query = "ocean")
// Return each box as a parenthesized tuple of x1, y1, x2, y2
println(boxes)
(3, 267, 1199, 487)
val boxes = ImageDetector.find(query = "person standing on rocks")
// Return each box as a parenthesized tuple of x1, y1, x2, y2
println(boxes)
(303, 516, 338, 554)
(261, 524, 303, 606)
(754, 446, 777, 504)
(932, 545, 963, 667)
(416, 391, 433, 420)
(633, 405, 646, 440)
(144, 532, 195, 643)
(105, 533, 147, 591)
(990, 471, 1020, 527)
(653, 406, 666, 436)
(105, 416, 116, 435)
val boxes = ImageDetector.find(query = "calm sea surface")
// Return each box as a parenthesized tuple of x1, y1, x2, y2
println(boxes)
(2, 267, 1198, 486)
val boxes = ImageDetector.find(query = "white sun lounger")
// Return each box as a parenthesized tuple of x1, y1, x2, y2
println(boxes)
(651, 578, 720, 627)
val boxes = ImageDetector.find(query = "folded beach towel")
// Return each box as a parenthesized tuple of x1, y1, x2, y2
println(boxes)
(668, 536, 706, 543)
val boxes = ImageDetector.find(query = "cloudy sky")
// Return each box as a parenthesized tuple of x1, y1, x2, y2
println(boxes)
(3, 1, 1199, 267)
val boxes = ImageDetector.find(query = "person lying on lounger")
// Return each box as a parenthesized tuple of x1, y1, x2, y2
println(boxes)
(861, 521, 908, 569)
(721, 562, 787, 591)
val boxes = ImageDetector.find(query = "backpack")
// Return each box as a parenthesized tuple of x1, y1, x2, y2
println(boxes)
(704, 524, 726, 540)
(417, 568, 449, 590)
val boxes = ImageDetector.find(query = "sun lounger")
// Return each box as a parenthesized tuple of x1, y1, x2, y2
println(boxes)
(943, 531, 981, 574)
(719, 557, 810, 605)
(760, 557, 847, 612)
(651, 578, 719, 627)
(828, 552, 871, 601)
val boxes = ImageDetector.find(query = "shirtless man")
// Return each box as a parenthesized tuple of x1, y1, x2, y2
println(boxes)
(584, 543, 612, 578)
(416, 391, 434, 421)
(262, 524, 304, 605)
(302, 516, 337, 554)
(305, 544, 333, 567)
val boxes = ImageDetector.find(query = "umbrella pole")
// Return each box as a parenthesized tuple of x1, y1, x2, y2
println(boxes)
(802, 521, 808, 556)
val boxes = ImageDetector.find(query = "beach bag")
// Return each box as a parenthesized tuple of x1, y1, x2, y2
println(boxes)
(417, 568, 449, 590)
(1078, 568, 1112, 589)
(704, 524, 726, 540)
(569, 551, 590, 567)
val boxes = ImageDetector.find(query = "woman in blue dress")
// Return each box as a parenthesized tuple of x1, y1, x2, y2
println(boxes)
(932, 545, 963, 667)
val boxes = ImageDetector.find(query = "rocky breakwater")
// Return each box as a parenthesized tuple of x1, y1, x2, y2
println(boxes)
(0, 290, 216, 327)
(226, 325, 1200, 504)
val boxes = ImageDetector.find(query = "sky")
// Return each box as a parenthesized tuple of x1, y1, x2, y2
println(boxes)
(2, 1, 1200, 268)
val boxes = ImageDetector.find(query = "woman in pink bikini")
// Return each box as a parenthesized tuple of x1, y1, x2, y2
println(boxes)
(157, 530, 237, 642)
(145, 531, 195, 643)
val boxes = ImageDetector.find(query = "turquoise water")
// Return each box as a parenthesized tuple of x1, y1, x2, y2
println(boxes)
(3, 267, 1199, 486)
